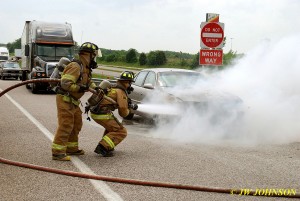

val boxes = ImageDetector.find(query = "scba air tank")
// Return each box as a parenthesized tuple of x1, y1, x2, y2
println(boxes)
(88, 80, 111, 106)
(50, 57, 71, 79)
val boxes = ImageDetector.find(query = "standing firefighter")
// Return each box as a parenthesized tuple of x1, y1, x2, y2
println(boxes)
(52, 42, 100, 161)
(88, 71, 138, 157)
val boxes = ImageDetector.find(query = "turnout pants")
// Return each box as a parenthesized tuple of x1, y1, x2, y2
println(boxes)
(52, 95, 83, 155)
(91, 113, 127, 151)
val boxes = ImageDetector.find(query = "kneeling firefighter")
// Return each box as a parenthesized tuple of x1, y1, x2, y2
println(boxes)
(87, 71, 138, 157)
(52, 42, 100, 161)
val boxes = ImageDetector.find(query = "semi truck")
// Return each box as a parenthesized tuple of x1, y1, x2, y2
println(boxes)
(21, 20, 75, 93)
(0, 47, 9, 62)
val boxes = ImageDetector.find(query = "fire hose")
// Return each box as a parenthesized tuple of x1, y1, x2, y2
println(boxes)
(0, 78, 117, 104)
(0, 78, 299, 199)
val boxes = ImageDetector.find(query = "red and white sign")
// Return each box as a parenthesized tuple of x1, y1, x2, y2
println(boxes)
(206, 13, 219, 22)
(200, 22, 224, 48)
(199, 49, 223, 66)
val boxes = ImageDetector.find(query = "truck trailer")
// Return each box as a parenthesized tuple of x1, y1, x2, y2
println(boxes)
(21, 20, 75, 93)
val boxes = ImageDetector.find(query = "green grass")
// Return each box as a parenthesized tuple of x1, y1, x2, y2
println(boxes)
(92, 73, 114, 79)
(99, 58, 194, 70)
(99, 61, 145, 70)
(97, 68, 124, 73)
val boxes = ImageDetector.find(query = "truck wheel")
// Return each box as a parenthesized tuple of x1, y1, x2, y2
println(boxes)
(22, 71, 27, 81)
(1, 76, 5, 80)
(31, 83, 38, 94)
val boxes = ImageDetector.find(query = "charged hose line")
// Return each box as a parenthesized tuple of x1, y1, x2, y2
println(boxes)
(0, 78, 61, 97)
(1, 79, 299, 199)
(0, 78, 116, 105)
(1, 157, 299, 199)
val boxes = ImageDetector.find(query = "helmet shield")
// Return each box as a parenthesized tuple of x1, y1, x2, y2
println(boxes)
(93, 49, 102, 63)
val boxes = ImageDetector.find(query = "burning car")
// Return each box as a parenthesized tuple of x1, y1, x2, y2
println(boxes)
(127, 68, 243, 124)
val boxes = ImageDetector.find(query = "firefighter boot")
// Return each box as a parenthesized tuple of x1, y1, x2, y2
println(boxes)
(67, 149, 85, 155)
(52, 154, 71, 161)
(94, 144, 114, 157)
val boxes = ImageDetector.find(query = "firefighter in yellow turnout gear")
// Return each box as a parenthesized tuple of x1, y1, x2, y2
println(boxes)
(52, 42, 99, 161)
(89, 71, 138, 157)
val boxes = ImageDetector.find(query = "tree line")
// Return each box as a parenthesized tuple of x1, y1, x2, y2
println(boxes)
(4, 38, 21, 54)
(99, 48, 241, 69)
(2, 38, 241, 69)
(99, 48, 201, 69)
(100, 48, 169, 66)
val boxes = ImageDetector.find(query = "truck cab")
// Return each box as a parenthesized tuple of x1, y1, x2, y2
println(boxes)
(0, 47, 9, 62)
(21, 20, 75, 93)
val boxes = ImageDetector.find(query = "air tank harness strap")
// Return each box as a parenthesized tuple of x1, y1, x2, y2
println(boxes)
(90, 112, 124, 128)
(57, 94, 80, 106)
(55, 87, 80, 106)
(90, 112, 115, 120)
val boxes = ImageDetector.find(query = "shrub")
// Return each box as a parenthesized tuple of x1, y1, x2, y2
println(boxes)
(126, 48, 137, 63)
(139, 52, 147, 65)
(147, 51, 167, 66)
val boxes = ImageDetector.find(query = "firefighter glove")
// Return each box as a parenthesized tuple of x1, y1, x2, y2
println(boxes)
(127, 86, 134, 94)
(129, 103, 138, 110)
(79, 84, 89, 92)
(128, 98, 132, 105)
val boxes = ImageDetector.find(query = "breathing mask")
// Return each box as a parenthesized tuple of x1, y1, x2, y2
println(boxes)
(89, 49, 102, 69)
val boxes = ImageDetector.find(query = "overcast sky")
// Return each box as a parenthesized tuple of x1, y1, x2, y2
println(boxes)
(1, 0, 299, 54)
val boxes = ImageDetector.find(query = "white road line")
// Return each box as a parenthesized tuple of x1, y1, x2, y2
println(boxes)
(1, 89, 123, 201)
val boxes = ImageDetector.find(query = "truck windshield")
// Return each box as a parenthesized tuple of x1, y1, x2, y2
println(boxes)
(36, 45, 74, 61)
(4, 62, 20, 68)
(0, 56, 8, 61)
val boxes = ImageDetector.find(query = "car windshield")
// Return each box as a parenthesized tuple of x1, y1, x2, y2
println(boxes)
(158, 71, 204, 87)
(3, 63, 20, 68)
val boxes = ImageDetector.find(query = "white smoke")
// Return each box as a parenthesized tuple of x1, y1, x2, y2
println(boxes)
(146, 34, 300, 145)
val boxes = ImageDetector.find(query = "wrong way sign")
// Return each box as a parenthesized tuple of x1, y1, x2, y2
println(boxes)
(199, 49, 223, 66)
(200, 22, 224, 48)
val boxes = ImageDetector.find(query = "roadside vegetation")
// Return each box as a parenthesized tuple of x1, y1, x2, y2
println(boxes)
(97, 48, 243, 70)
(92, 73, 114, 79)
(2, 38, 243, 73)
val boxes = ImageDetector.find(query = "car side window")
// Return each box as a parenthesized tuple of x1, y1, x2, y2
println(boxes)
(133, 71, 148, 87)
(144, 71, 156, 87)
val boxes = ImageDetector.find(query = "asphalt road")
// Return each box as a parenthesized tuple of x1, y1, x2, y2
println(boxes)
(0, 79, 299, 201)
